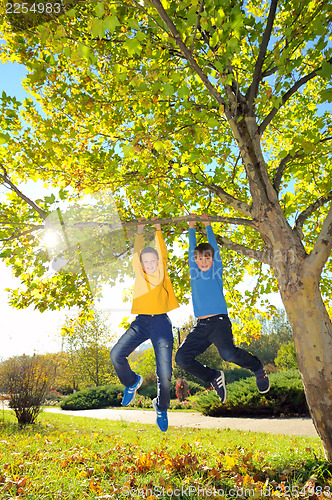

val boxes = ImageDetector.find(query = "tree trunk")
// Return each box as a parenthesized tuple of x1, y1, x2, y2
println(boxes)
(279, 275, 332, 461)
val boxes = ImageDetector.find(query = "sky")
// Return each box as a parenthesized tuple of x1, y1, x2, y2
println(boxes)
(0, 50, 284, 361)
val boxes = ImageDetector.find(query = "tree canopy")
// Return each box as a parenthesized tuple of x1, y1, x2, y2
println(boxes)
(0, 0, 330, 323)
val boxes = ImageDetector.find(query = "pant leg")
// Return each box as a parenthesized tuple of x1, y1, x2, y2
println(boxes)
(175, 320, 216, 383)
(110, 315, 149, 387)
(209, 315, 262, 372)
(150, 314, 173, 412)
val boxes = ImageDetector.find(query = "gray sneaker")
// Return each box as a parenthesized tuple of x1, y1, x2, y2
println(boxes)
(211, 370, 226, 403)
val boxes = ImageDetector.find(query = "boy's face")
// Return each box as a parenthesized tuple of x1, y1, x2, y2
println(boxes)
(194, 251, 213, 271)
(141, 252, 159, 274)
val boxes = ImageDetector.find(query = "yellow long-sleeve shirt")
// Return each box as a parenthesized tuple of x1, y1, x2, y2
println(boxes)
(131, 230, 179, 315)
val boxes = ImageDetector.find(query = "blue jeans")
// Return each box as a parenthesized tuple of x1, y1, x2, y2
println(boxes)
(175, 314, 262, 383)
(110, 314, 173, 411)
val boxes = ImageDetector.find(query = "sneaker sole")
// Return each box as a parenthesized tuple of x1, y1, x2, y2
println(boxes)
(219, 371, 227, 403)
(258, 380, 270, 394)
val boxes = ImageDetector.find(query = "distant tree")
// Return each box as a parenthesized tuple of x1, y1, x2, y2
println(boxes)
(240, 309, 293, 365)
(62, 309, 117, 388)
(275, 341, 298, 371)
(130, 347, 156, 380)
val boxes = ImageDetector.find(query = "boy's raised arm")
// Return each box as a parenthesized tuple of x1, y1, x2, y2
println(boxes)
(202, 214, 222, 267)
(188, 215, 197, 272)
(154, 222, 168, 264)
(133, 221, 145, 271)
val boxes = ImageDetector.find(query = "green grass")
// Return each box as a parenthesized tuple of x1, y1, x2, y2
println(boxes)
(0, 410, 331, 499)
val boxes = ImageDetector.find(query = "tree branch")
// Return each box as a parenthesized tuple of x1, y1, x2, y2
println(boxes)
(191, 0, 204, 53)
(207, 184, 252, 217)
(273, 151, 306, 193)
(246, 0, 279, 109)
(273, 136, 332, 193)
(259, 58, 332, 134)
(195, 227, 269, 264)
(216, 236, 269, 264)
(293, 191, 332, 238)
(0, 215, 258, 243)
(0, 166, 47, 220)
(149, 0, 227, 109)
(305, 200, 332, 277)
(0, 227, 44, 242)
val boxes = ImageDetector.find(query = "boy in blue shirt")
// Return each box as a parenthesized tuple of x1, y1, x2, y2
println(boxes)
(175, 215, 270, 402)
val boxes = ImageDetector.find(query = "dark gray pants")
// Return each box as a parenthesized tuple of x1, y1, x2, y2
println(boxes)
(175, 314, 262, 383)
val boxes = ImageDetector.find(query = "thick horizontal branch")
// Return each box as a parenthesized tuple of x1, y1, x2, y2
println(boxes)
(216, 236, 269, 263)
(1, 215, 257, 232)
(293, 191, 332, 238)
(194, 227, 269, 264)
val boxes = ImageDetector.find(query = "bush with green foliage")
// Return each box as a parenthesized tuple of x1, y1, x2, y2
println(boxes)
(196, 370, 308, 417)
(60, 384, 123, 410)
(275, 341, 299, 370)
(224, 367, 252, 384)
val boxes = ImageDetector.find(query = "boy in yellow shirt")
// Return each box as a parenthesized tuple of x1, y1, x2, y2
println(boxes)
(110, 221, 179, 431)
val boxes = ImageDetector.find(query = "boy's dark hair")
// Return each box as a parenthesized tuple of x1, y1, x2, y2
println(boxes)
(140, 246, 159, 263)
(194, 243, 214, 259)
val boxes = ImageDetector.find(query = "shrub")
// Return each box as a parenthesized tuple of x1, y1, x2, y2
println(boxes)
(196, 369, 308, 417)
(140, 378, 205, 400)
(170, 399, 198, 410)
(60, 384, 123, 410)
(0, 354, 56, 424)
(129, 394, 152, 409)
(224, 367, 252, 384)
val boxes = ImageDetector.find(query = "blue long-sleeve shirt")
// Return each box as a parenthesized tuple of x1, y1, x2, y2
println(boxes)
(189, 226, 228, 317)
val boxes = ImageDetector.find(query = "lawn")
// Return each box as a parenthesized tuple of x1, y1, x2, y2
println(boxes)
(0, 409, 331, 499)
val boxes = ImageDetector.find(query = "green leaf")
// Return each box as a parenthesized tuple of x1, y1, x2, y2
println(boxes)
(178, 86, 190, 98)
(207, 117, 220, 128)
(0, 134, 8, 145)
(317, 61, 332, 79)
(154, 141, 164, 152)
(122, 144, 134, 157)
(124, 38, 142, 56)
(65, 8, 76, 18)
(162, 83, 174, 96)
(103, 15, 121, 34)
(320, 87, 332, 103)
(91, 18, 105, 39)
(95, 2, 105, 18)
(78, 43, 90, 59)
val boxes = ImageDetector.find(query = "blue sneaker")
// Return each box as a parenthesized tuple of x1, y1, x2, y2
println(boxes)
(152, 398, 168, 432)
(122, 374, 143, 406)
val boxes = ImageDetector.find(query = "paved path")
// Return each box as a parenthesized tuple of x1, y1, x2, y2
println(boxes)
(44, 407, 318, 438)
